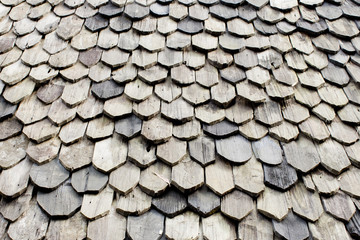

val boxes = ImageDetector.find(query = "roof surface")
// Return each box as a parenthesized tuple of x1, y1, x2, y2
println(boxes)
(0, 0, 360, 239)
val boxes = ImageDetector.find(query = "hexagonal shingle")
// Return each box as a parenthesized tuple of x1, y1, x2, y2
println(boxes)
(254, 101, 283, 127)
(252, 136, 283, 165)
(158, 48, 183, 68)
(221, 190, 254, 221)
(171, 158, 204, 193)
(37, 182, 82, 218)
(156, 137, 187, 166)
(195, 103, 225, 125)
(141, 117, 172, 144)
(188, 135, 215, 166)
(139, 162, 171, 196)
(283, 135, 321, 173)
(161, 97, 193, 123)
(138, 66, 167, 85)
(139, 33, 165, 52)
(71, 166, 108, 193)
(263, 157, 297, 191)
(124, 3, 149, 20)
(128, 136, 156, 168)
(124, 79, 153, 102)
(192, 33, 218, 52)
(109, 162, 140, 195)
(133, 95, 161, 120)
(93, 134, 127, 173)
(59, 138, 94, 171)
(165, 211, 199, 240)
(215, 134, 252, 164)
(205, 159, 234, 196)
(0, 60, 30, 85)
(299, 116, 330, 142)
(30, 158, 69, 191)
(23, 119, 60, 143)
(0, 158, 32, 198)
(127, 210, 164, 240)
(86, 116, 114, 140)
(61, 78, 90, 107)
(0, 134, 28, 169)
(81, 186, 113, 220)
(104, 95, 132, 119)
(188, 186, 220, 217)
(257, 187, 290, 221)
(56, 15, 83, 40)
(116, 187, 151, 216)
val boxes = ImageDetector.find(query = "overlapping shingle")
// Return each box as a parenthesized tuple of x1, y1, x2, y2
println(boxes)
(1, 0, 360, 238)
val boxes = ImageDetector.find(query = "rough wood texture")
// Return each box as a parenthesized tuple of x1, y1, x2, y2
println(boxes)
(141, 116, 172, 144)
(109, 162, 140, 195)
(152, 190, 187, 217)
(188, 186, 220, 217)
(221, 190, 254, 221)
(165, 211, 199, 240)
(309, 213, 352, 240)
(116, 187, 152, 216)
(37, 181, 82, 217)
(115, 114, 142, 139)
(340, 167, 360, 199)
(239, 120, 268, 140)
(173, 119, 201, 140)
(23, 119, 60, 143)
(282, 135, 321, 173)
(316, 139, 351, 175)
(202, 213, 237, 240)
(205, 158, 234, 196)
(0, 134, 28, 169)
(188, 135, 216, 166)
(217, 128, 253, 157)
(93, 135, 127, 173)
(290, 182, 323, 222)
(81, 186, 114, 220)
(46, 212, 87, 240)
(311, 169, 339, 195)
(238, 210, 273, 240)
(16, 94, 50, 125)
(272, 211, 310, 240)
(127, 209, 164, 240)
(59, 138, 94, 171)
(59, 118, 88, 145)
(0, 118, 22, 141)
(7, 200, 48, 240)
(252, 136, 283, 165)
(71, 166, 108, 193)
(26, 138, 61, 164)
(139, 162, 171, 196)
(0, 184, 33, 222)
(48, 98, 77, 126)
(128, 136, 156, 168)
(263, 158, 298, 191)
(322, 191, 356, 222)
(171, 157, 204, 193)
(346, 210, 360, 239)
(156, 137, 187, 166)
(0, 158, 32, 198)
(133, 95, 161, 120)
(30, 158, 69, 190)
(86, 116, 114, 140)
(87, 205, 126, 240)
(257, 187, 290, 221)
(203, 120, 238, 138)
(233, 156, 265, 197)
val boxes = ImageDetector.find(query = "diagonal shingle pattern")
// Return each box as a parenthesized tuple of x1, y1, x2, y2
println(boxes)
(0, 0, 360, 239)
